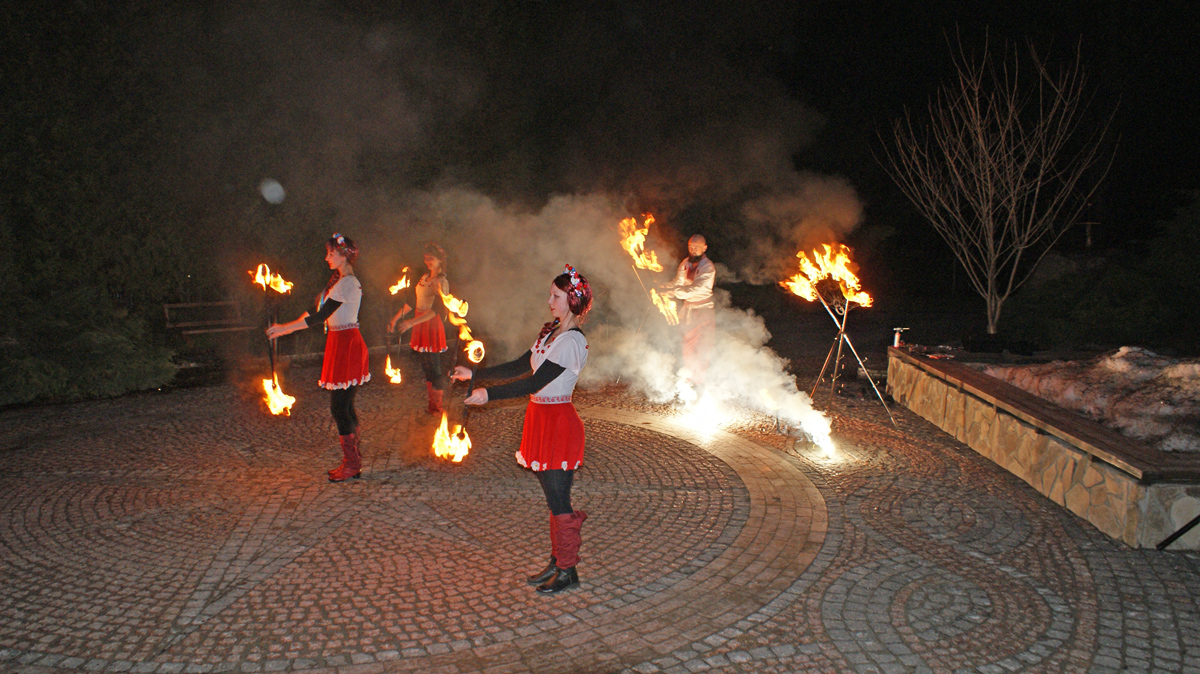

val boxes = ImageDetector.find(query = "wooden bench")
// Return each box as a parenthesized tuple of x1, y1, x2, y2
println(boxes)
(163, 301, 257, 335)
(888, 347, 1200, 548)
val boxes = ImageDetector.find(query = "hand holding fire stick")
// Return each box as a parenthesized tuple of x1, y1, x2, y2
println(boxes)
(452, 365, 488, 405)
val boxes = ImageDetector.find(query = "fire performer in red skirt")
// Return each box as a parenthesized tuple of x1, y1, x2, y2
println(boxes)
(389, 243, 450, 414)
(452, 265, 593, 594)
(267, 233, 371, 482)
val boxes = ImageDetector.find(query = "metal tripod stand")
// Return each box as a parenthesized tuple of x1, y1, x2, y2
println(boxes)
(810, 290, 898, 428)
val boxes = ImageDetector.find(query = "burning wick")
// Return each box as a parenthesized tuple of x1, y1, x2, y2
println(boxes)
(384, 355, 403, 384)
(618, 214, 664, 272)
(650, 288, 679, 325)
(432, 412, 471, 462)
(389, 267, 411, 295)
(439, 290, 469, 318)
(261, 374, 295, 416)
(779, 244, 872, 308)
(250, 264, 294, 294)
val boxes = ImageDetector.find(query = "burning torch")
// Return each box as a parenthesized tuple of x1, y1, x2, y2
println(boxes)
(385, 267, 411, 384)
(780, 244, 896, 427)
(619, 214, 679, 326)
(250, 263, 296, 416)
(430, 291, 477, 463)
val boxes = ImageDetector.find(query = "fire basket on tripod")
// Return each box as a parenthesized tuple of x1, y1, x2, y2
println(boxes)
(780, 244, 897, 427)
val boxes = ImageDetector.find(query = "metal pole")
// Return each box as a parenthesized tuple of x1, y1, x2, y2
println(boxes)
(265, 290, 276, 380)
(1157, 512, 1200, 550)
(836, 331, 899, 428)
(810, 291, 898, 428)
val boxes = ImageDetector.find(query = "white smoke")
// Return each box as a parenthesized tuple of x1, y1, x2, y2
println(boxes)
(393, 188, 833, 447)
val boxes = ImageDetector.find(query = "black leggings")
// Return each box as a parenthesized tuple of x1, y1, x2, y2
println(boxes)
(330, 386, 358, 435)
(536, 469, 575, 516)
(418, 351, 448, 391)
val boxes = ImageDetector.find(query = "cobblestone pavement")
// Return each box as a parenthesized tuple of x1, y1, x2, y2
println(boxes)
(2, 364, 1199, 673)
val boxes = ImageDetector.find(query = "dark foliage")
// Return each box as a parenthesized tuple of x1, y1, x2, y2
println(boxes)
(1004, 192, 1200, 356)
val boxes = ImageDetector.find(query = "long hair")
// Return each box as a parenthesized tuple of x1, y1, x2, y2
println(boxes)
(423, 242, 447, 279)
(322, 232, 359, 297)
(539, 267, 593, 340)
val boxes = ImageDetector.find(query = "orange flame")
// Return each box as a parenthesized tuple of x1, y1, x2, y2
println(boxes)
(384, 355, 403, 384)
(447, 312, 474, 341)
(261, 374, 295, 416)
(432, 411, 470, 462)
(650, 288, 679, 325)
(250, 264, 293, 294)
(619, 214, 663, 272)
(389, 267, 411, 295)
(466, 340, 485, 364)
(438, 289, 469, 318)
(780, 244, 873, 307)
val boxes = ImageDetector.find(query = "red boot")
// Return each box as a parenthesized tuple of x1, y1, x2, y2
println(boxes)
(537, 510, 586, 593)
(327, 430, 360, 477)
(426, 382, 444, 414)
(328, 433, 361, 482)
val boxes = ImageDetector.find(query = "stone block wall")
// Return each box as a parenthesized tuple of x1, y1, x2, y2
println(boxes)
(888, 350, 1200, 550)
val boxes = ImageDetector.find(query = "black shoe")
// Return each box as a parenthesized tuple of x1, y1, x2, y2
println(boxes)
(527, 557, 558, 586)
(536, 566, 579, 594)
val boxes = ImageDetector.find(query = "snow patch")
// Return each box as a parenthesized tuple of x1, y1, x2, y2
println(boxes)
(983, 347, 1200, 453)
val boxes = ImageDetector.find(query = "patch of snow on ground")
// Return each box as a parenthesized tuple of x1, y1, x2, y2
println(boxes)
(983, 347, 1200, 453)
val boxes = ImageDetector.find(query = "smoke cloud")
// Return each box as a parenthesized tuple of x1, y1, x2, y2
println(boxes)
(147, 1, 852, 444)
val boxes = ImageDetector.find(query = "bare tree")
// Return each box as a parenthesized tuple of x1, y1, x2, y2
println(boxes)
(881, 38, 1114, 334)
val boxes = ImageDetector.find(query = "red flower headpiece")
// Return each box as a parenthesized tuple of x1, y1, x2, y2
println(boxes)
(563, 264, 589, 298)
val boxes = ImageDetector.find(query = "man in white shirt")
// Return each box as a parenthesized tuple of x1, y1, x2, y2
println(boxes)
(660, 234, 716, 387)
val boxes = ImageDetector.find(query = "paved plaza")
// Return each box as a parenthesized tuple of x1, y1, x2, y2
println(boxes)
(2, 360, 1199, 673)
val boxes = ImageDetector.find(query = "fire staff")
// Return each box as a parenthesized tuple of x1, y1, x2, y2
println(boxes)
(660, 234, 715, 387)
(267, 233, 371, 482)
(389, 242, 451, 414)
(452, 265, 593, 594)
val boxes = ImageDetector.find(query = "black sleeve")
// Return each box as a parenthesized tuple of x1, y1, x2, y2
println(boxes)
(485, 360, 567, 402)
(304, 299, 342, 328)
(474, 350, 533, 381)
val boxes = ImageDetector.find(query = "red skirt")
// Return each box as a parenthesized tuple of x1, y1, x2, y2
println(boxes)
(410, 310, 447, 353)
(516, 400, 584, 471)
(320, 326, 371, 390)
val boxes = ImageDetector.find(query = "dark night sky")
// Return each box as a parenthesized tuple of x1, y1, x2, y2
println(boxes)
(4, 0, 1199, 307)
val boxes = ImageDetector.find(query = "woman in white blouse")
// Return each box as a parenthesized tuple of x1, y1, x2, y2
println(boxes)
(267, 233, 371, 482)
(452, 265, 593, 594)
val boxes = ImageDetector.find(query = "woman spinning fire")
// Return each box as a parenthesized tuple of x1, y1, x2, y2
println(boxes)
(389, 242, 451, 414)
(452, 265, 593, 594)
(267, 233, 371, 482)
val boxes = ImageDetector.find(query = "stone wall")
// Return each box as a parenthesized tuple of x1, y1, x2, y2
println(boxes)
(888, 348, 1200, 550)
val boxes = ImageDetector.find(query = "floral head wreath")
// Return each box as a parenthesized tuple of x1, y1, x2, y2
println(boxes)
(563, 264, 589, 298)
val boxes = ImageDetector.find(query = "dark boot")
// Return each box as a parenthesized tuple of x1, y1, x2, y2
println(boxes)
(527, 515, 560, 585)
(537, 510, 586, 594)
(426, 382, 444, 414)
(536, 566, 578, 594)
(329, 433, 361, 482)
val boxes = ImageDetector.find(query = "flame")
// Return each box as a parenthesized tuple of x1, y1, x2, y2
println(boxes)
(261, 374, 295, 416)
(619, 214, 663, 272)
(779, 244, 873, 307)
(432, 411, 471, 462)
(447, 312, 474, 341)
(389, 267, 411, 295)
(466, 340, 485, 364)
(650, 288, 679, 325)
(438, 290, 469, 318)
(384, 355, 403, 384)
(250, 264, 293, 294)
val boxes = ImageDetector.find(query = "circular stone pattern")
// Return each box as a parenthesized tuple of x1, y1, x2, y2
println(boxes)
(0, 405, 754, 668)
